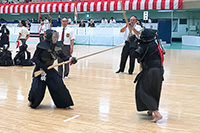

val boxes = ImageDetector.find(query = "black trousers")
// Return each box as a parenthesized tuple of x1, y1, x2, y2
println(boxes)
(39, 34, 44, 42)
(20, 39, 26, 45)
(135, 67, 164, 111)
(28, 68, 74, 108)
(118, 43, 136, 73)
(58, 45, 70, 77)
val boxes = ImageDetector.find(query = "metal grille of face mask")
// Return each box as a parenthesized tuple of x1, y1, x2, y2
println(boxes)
(51, 31, 59, 44)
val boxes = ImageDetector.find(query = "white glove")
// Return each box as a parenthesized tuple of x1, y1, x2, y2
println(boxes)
(40, 68, 47, 81)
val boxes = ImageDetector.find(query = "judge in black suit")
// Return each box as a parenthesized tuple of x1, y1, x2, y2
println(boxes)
(88, 19, 95, 27)
(79, 20, 85, 27)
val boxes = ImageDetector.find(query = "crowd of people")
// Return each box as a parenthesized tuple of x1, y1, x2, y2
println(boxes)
(78, 17, 117, 27)
(0, 20, 33, 66)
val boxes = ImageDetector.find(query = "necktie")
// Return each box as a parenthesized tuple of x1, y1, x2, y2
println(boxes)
(61, 27, 65, 41)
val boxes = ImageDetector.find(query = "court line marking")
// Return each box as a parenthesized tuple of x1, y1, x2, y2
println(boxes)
(64, 115, 80, 122)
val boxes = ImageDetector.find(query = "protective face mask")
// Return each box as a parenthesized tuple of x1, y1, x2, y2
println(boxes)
(51, 31, 59, 44)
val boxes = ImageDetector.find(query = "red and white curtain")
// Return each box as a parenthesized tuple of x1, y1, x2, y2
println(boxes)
(0, 0, 183, 14)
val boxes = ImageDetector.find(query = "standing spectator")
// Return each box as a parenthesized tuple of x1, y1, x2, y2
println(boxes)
(39, 21, 46, 42)
(109, 17, 116, 24)
(4, 23, 8, 27)
(57, 17, 75, 79)
(44, 17, 49, 30)
(79, 19, 85, 27)
(88, 19, 95, 27)
(17, 20, 30, 46)
(0, 25, 10, 48)
(26, 19, 31, 31)
(101, 17, 108, 24)
(67, 16, 72, 24)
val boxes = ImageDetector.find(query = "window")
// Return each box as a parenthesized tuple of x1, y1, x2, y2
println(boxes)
(180, 19, 187, 24)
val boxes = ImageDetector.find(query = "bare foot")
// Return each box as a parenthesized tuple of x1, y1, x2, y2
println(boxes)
(147, 111, 152, 116)
(28, 102, 31, 107)
(151, 111, 162, 122)
(65, 106, 72, 109)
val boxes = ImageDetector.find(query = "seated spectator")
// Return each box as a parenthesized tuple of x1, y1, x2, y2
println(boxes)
(109, 17, 116, 24)
(0, 44, 13, 66)
(14, 44, 34, 66)
(87, 18, 91, 24)
(88, 19, 95, 27)
(79, 19, 85, 27)
(31, 18, 35, 23)
(101, 17, 108, 24)
(0, 25, 10, 48)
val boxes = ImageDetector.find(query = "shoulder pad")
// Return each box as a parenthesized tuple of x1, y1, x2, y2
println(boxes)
(55, 41, 64, 47)
(37, 40, 51, 50)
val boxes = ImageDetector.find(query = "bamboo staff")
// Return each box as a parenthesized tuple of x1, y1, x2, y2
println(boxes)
(120, 0, 132, 36)
(34, 44, 125, 77)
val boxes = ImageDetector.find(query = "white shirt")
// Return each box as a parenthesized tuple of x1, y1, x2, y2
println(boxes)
(101, 19, 108, 24)
(44, 19, 49, 30)
(58, 27, 75, 45)
(44, 19, 49, 24)
(39, 25, 46, 34)
(124, 24, 143, 40)
(148, 19, 152, 23)
(19, 26, 30, 39)
(110, 19, 116, 24)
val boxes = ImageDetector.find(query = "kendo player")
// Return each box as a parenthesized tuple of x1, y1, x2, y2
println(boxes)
(0, 44, 13, 66)
(28, 29, 77, 108)
(133, 28, 164, 122)
(14, 44, 34, 66)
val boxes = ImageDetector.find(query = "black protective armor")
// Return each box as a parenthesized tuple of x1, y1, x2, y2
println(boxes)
(28, 29, 75, 108)
(0, 49, 13, 66)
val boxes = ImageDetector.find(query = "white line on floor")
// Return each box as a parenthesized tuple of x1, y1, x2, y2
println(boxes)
(64, 115, 80, 122)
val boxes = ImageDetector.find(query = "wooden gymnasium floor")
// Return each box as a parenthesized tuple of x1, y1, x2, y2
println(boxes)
(0, 41, 200, 133)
